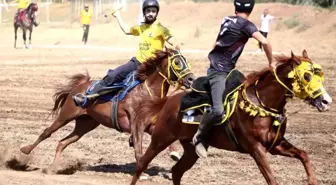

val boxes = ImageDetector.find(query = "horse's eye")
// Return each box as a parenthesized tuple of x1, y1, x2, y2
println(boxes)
(304, 72, 311, 82)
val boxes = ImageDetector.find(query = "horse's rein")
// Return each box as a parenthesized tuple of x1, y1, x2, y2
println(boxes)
(144, 66, 175, 99)
(144, 54, 192, 99)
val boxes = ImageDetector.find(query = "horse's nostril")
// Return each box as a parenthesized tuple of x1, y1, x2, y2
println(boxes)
(322, 100, 328, 105)
(188, 78, 193, 82)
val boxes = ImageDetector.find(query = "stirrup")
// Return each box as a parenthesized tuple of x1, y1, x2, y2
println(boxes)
(72, 93, 88, 108)
(129, 135, 134, 147)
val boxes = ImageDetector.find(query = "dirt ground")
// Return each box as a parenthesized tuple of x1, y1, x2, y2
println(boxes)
(0, 2, 336, 185)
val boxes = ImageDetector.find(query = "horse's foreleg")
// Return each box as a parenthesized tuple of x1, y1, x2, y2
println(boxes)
(133, 122, 144, 162)
(14, 25, 18, 48)
(48, 116, 99, 173)
(130, 125, 176, 185)
(271, 138, 318, 185)
(250, 143, 278, 185)
(171, 139, 199, 185)
(20, 96, 84, 155)
(141, 122, 180, 161)
(22, 29, 27, 49)
(28, 28, 32, 49)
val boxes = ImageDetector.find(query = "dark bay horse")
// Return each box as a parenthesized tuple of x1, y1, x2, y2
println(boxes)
(14, 3, 38, 49)
(20, 49, 195, 171)
(130, 50, 332, 185)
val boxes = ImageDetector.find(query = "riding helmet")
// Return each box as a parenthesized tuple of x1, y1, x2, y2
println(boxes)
(234, 0, 255, 13)
(142, 0, 160, 13)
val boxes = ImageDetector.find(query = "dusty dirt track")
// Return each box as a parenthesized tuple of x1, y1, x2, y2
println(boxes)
(0, 2, 336, 185)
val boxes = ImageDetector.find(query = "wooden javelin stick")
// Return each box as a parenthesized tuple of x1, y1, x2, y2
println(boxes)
(104, 6, 123, 17)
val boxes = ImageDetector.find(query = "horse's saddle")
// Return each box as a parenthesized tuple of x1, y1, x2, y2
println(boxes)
(180, 69, 246, 125)
(14, 10, 26, 22)
(86, 70, 140, 102)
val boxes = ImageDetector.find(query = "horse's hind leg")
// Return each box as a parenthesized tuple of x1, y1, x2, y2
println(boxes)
(20, 96, 83, 155)
(49, 115, 99, 172)
(270, 138, 318, 185)
(171, 140, 199, 185)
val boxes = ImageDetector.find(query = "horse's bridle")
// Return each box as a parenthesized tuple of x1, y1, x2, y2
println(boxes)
(144, 50, 192, 98)
(243, 60, 326, 152)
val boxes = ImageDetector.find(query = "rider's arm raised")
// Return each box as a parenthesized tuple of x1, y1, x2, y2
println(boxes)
(161, 26, 181, 50)
(252, 31, 276, 70)
(113, 12, 133, 35)
(165, 37, 181, 50)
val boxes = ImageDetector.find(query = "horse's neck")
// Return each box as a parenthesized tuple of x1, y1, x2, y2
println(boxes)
(142, 71, 169, 98)
(249, 72, 290, 111)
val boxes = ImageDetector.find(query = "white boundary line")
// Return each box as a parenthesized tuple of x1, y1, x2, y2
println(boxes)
(33, 44, 208, 53)
(31, 44, 283, 55)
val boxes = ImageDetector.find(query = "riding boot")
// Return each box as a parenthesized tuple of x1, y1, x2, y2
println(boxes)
(192, 112, 215, 158)
(72, 79, 107, 107)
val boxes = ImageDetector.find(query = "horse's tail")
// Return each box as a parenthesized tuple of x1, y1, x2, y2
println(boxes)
(51, 72, 91, 116)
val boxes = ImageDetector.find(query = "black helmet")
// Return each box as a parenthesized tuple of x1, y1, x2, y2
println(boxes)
(234, 0, 255, 14)
(142, 0, 160, 13)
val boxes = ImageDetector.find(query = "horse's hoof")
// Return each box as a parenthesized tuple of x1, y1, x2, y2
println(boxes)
(170, 151, 180, 161)
(139, 173, 150, 181)
(42, 167, 56, 175)
(20, 145, 32, 155)
(308, 178, 318, 185)
(158, 172, 172, 180)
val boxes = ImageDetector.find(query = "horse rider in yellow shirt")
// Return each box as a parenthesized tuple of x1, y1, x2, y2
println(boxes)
(14, 0, 38, 26)
(16, 0, 29, 11)
(80, 4, 93, 45)
(73, 0, 181, 106)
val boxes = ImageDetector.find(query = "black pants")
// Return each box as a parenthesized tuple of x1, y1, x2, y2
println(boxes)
(259, 31, 268, 49)
(103, 57, 141, 86)
(207, 70, 229, 120)
(82, 24, 90, 44)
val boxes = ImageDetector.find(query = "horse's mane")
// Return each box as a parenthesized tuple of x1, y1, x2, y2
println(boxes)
(136, 50, 169, 81)
(243, 54, 310, 87)
(27, 3, 35, 10)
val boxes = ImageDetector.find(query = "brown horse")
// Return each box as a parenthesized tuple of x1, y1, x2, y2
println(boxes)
(19, 49, 195, 171)
(130, 50, 332, 185)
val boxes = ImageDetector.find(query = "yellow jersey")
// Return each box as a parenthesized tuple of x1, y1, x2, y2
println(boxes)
(80, 10, 93, 25)
(130, 20, 173, 63)
(17, 0, 30, 9)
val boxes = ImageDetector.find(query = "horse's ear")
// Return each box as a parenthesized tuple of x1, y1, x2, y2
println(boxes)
(302, 49, 308, 58)
(165, 46, 173, 56)
(291, 50, 301, 65)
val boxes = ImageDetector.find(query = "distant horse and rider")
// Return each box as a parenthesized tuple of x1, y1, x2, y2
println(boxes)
(14, 2, 39, 49)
